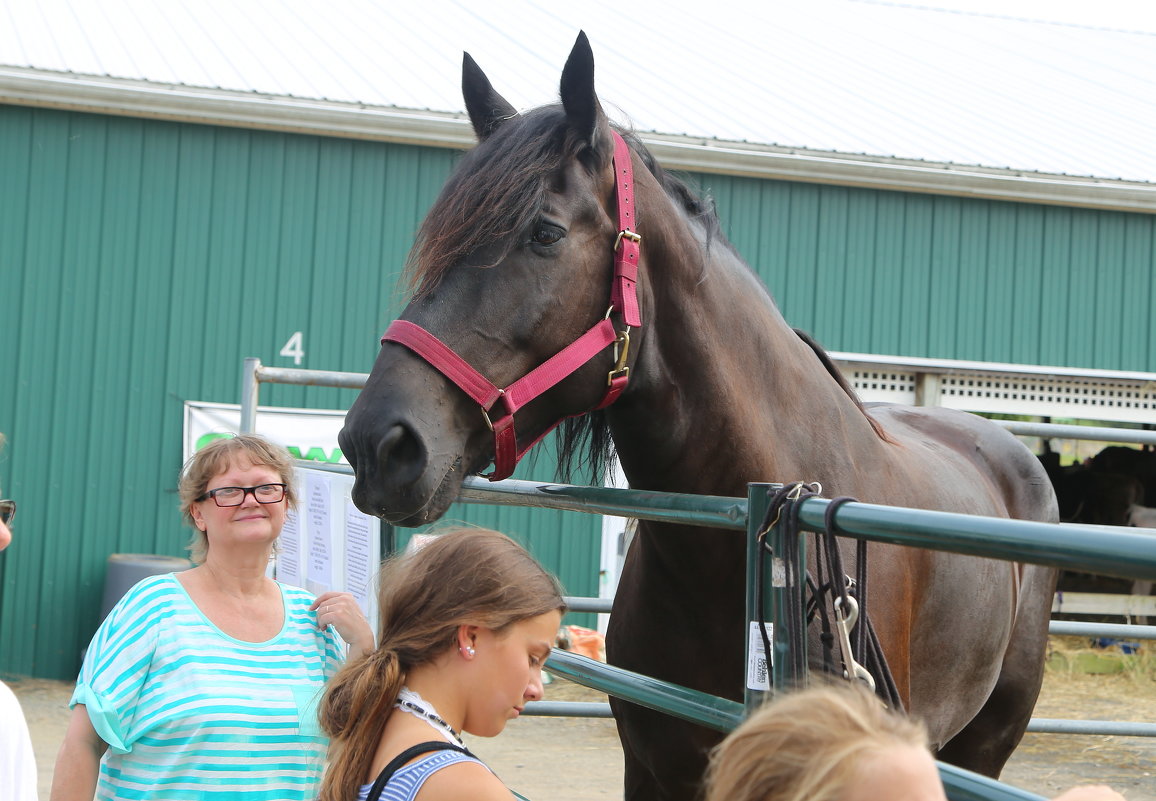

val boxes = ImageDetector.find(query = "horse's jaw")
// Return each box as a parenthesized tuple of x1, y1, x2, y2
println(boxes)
(355, 453, 467, 526)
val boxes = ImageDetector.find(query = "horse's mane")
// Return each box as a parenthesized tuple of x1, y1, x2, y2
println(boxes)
(407, 107, 588, 293)
(793, 328, 891, 443)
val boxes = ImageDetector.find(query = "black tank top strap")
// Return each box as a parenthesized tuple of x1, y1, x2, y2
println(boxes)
(365, 741, 473, 801)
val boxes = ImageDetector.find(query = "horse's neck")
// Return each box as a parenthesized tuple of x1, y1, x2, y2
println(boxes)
(609, 214, 881, 495)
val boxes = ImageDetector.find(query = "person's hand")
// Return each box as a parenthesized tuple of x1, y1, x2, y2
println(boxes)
(311, 591, 375, 658)
(1050, 786, 1126, 801)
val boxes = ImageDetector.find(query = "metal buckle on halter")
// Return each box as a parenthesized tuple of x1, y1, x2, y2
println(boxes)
(614, 228, 642, 251)
(608, 328, 631, 385)
(480, 389, 506, 432)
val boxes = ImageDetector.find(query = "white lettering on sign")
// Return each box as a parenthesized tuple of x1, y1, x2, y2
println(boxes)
(280, 331, 305, 365)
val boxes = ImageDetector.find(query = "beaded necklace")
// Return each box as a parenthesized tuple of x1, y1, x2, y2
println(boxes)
(394, 686, 465, 747)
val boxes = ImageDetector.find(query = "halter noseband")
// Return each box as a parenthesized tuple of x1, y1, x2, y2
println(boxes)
(380, 131, 641, 481)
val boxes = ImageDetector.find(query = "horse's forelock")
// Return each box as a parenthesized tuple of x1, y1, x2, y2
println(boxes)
(407, 108, 587, 295)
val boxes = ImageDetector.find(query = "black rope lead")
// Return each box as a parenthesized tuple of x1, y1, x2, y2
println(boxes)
(756, 485, 904, 710)
(822, 495, 904, 711)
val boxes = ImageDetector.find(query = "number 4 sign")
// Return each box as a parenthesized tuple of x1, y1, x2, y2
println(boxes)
(280, 331, 305, 365)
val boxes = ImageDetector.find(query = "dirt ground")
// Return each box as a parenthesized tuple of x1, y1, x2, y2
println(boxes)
(12, 638, 1156, 800)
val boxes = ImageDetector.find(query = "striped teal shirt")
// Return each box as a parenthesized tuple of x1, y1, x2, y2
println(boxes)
(72, 573, 344, 800)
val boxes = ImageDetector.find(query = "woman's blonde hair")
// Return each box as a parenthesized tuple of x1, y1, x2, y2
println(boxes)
(177, 434, 298, 564)
(318, 527, 566, 801)
(703, 683, 929, 801)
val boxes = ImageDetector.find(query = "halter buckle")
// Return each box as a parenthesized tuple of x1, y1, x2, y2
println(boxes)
(480, 390, 507, 432)
(614, 229, 642, 251)
(608, 328, 631, 385)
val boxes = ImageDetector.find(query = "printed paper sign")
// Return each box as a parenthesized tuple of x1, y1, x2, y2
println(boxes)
(277, 508, 303, 588)
(344, 499, 375, 616)
(305, 472, 334, 592)
(746, 621, 774, 691)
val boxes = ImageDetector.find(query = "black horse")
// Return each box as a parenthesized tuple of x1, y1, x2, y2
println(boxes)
(339, 33, 1058, 801)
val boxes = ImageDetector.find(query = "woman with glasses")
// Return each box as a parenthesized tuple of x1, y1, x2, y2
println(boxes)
(51, 434, 374, 801)
(0, 432, 38, 801)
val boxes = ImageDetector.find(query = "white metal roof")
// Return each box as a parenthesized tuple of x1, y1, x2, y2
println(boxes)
(3, 0, 1156, 207)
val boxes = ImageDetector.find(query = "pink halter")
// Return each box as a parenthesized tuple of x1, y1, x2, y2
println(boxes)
(381, 131, 641, 481)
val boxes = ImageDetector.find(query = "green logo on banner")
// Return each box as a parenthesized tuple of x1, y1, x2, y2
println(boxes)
(287, 446, 345, 464)
(194, 435, 343, 464)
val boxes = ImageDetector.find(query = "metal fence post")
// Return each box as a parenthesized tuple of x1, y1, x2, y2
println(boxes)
(240, 357, 261, 434)
(745, 482, 803, 712)
(745, 483, 774, 713)
(769, 487, 805, 692)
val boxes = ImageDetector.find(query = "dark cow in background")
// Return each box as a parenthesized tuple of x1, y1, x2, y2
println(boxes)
(1041, 443, 1156, 608)
(1090, 445, 1156, 507)
(1038, 449, 1144, 527)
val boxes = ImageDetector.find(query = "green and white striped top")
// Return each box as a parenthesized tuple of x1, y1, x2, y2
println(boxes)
(72, 573, 344, 800)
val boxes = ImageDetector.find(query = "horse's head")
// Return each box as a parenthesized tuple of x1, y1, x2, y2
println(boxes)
(340, 33, 647, 524)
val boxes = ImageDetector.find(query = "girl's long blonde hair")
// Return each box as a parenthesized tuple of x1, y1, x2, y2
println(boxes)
(317, 527, 565, 801)
(704, 683, 928, 801)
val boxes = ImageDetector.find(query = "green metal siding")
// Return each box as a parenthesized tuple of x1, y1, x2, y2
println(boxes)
(4, 105, 1155, 679)
(706, 175, 1156, 370)
(0, 107, 599, 680)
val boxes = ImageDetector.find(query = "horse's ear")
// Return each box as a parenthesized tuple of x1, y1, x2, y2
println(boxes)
(462, 52, 517, 141)
(560, 31, 610, 156)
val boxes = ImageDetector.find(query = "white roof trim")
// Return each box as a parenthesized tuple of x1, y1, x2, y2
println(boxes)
(832, 351, 1156, 384)
(4, 67, 1155, 214)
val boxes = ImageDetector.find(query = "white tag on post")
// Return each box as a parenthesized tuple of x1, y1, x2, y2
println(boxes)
(746, 621, 774, 691)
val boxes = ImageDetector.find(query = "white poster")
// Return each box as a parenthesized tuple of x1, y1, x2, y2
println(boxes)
(343, 500, 375, 617)
(278, 507, 303, 588)
(276, 465, 382, 633)
(182, 401, 348, 464)
(305, 472, 335, 593)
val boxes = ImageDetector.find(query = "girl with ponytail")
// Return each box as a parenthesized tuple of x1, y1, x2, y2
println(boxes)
(318, 527, 566, 801)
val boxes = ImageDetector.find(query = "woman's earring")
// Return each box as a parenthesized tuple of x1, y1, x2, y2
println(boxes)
(463, 645, 476, 658)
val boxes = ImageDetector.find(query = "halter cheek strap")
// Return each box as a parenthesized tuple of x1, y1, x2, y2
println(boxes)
(611, 132, 641, 328)
(381, 131, 641, 481)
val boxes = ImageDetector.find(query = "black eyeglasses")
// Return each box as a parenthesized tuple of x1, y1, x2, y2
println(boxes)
(196, 484, 287, 507)
(0, 500, 14, 526)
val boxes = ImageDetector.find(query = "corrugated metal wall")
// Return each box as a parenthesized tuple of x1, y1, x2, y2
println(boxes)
(2, 106, 1154, 679)
(0, 106, 601, 680)
(707, 176, 1155, 371)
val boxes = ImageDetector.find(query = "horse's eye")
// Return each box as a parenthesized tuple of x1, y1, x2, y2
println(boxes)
(531, 224, 564, 247)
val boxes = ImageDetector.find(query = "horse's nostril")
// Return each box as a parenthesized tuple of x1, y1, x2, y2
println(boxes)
(378, 423, 427, 484)
(379, 424, 406, 462)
